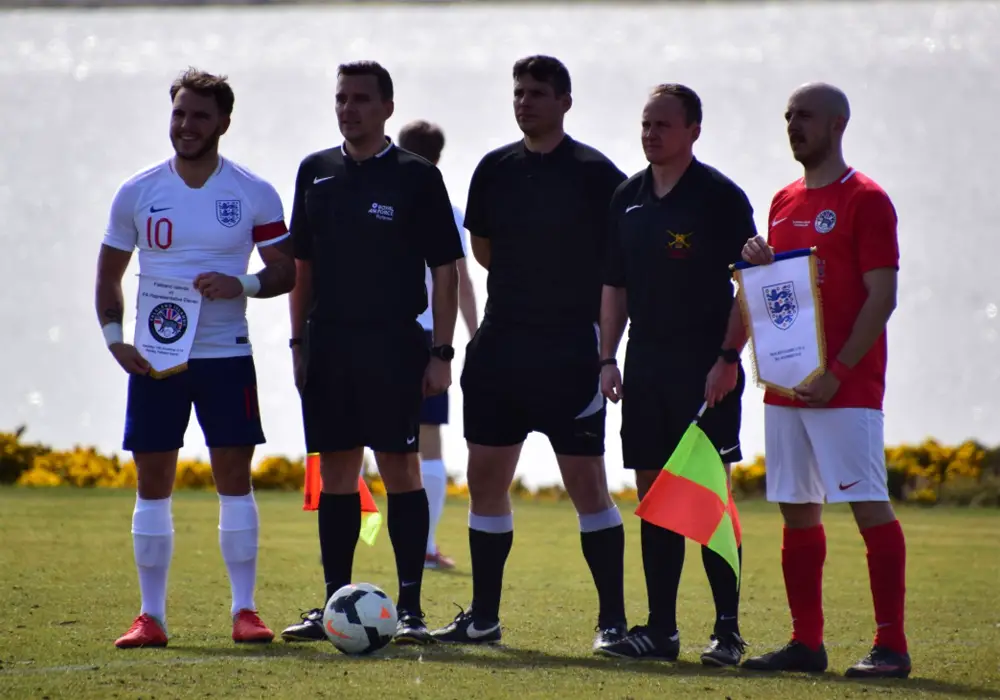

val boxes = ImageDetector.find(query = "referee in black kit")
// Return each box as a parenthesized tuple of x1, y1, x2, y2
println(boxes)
(598, 84, 754, 665)
(280, 61, 464, 645)
(431, 55, 630, 653)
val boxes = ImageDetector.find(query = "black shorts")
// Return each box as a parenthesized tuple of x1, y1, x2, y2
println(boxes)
(461, 319, 605, 456)
(621, 342, 745, 470)
(300, 320, 429, 454)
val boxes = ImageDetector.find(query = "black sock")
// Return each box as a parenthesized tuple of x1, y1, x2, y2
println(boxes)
(319, 491, 361, 603)
(581, 524, 627, 627)
(641, 519, 685, 635)
(469, 527, 513, 623)
(703, 543, 742, 636)
(387, 489, 429, 615)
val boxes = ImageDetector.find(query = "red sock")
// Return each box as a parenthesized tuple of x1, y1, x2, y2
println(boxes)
(782, 525, 826, 650)
(862, 519, 908, 654)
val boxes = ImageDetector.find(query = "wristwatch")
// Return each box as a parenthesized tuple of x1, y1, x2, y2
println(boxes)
(430, 344, 455, 361)
(599, 358, 618, 367)
(719, 348, 740, 364)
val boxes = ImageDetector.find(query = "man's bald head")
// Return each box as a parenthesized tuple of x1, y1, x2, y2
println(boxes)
(784, 83, 850, 168)
(791, 82, 850, 123)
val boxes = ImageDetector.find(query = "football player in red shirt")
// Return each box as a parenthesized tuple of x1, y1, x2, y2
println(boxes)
(740, 83, 910, 679)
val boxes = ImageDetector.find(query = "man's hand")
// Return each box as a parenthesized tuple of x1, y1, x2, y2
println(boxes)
(794, 371, 840, 407)
(705, 359, 738, 408)
(601, 364, 624, 403)
(110, 343, 151, 375)
(423, 357, 451, 397)
(742, 235, 775, 265)
(193, 272, 243, 300)
(292, 347, 307, 394)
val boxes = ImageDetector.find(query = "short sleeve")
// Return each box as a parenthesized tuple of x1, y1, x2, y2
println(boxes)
(603, 185, 628, 288)
(765, 191, 782, 246)
(463, 156, 492, 239)
(452, 205, 468, 255)
(718, 184, 757, 265)
(420, 167, 465, 268)
(102, 180, 139, 252)
(853, 188, 900, 272)
(251, 179, 289, 247)
(289, 160, 311, 261)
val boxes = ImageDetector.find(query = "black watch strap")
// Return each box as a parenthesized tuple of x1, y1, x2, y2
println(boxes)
(431, 344, 455, 361)
(720, 348, 740, 364)
(599, 358, 618, 367)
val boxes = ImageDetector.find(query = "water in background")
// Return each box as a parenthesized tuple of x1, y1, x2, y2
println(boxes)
(0, 1, 998, 489)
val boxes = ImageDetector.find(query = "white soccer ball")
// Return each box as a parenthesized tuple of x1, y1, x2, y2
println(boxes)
(322, 582, 398, 655)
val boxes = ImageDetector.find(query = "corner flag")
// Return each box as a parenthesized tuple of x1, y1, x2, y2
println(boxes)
(634, 403, 743, 586)
(303, 453, 383, 546)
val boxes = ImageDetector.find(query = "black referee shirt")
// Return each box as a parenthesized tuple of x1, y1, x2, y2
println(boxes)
(464, 136, 626, 327)
(604, 158, 757, 349)
(290, 139, 464, 325)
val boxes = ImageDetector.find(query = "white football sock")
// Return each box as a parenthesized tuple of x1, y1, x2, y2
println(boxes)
(219, 493, 259, 615)
(131, 496, 174, 625)
(421, 458, 447, 555)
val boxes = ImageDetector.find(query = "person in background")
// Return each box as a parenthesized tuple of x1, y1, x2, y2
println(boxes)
(397, 119, 480, 571)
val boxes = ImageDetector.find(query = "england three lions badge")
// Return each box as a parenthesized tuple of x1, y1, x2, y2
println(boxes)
(216, 199, 242, 228)
(763, 281, 798, 330)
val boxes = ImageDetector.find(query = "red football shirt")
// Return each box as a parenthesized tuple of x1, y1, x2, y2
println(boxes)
(763, 168, 899, 410)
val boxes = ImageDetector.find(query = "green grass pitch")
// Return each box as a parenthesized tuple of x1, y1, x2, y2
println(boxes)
(1, 488, 997, 699)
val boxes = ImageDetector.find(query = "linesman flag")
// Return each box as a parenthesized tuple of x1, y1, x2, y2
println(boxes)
(303, 453, 383, 546)
(635, 404, 743, 586)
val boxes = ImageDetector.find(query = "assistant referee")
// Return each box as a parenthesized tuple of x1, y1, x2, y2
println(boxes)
(599, 84, 755, 666)
(280, 60, 464, 646)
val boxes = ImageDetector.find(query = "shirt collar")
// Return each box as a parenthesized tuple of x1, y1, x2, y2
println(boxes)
(340, 137, 395, 161)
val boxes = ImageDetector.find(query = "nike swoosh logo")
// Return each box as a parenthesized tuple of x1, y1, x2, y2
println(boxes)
(625, 204, 643, 213)
(719, 445, 739, 456)
(838, 479, 862, 491)
(771, 217, 787, 227)
(467, 621, 500, 639)
(149, 206, 172, 213)
(313, 175, 335, 184)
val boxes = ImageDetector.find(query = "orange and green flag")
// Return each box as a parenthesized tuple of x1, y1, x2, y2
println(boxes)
(303, 453, 383, 546)
(634, 407, 743, 586)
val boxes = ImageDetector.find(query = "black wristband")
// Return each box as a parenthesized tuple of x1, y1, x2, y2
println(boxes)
(599, 358, 617, 367)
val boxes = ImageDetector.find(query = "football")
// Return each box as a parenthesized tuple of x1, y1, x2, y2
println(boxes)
(322, 582, 398, 655)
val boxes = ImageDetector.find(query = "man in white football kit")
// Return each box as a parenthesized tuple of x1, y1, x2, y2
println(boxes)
(94, 69, 296, 648)
(397, 120, 479, 570)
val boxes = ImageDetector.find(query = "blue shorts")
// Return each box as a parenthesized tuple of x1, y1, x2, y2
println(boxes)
(123, 356, 265, 453)
(419, 330, 449, 426)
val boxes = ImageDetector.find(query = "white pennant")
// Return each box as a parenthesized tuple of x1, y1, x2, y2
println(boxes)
(734, 251, 826, 396)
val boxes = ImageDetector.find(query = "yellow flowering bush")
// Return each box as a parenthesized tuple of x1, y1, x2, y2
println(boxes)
(4, 427, 998, 507)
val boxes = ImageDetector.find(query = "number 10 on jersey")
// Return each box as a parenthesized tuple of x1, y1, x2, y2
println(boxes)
(146, 216, 173, 250)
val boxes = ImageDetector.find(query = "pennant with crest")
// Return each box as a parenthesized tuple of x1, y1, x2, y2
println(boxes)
(731, 248, 826, 397)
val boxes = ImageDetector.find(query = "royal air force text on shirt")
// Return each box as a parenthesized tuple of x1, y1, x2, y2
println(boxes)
(368, 202, 395, 222)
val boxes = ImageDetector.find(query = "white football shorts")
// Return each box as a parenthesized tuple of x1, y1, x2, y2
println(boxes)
(764, 405, 889, 504)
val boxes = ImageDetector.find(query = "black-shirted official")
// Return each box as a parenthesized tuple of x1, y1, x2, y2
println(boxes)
(431, 55, 630, 654)
(598, 84, 755, 665)
(281, 61, 464, 646)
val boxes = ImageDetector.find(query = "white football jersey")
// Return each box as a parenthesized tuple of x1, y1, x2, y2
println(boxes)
(417, 204, 468, 331)
(103, 156, 289, 359)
